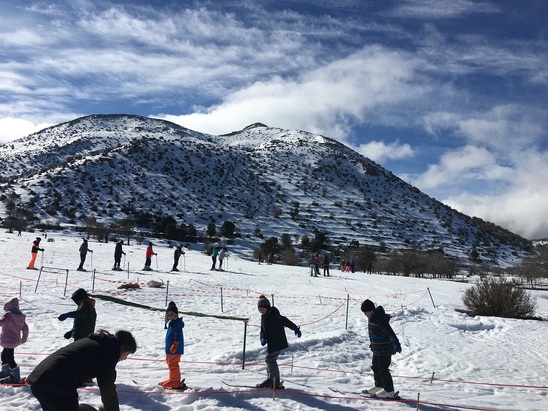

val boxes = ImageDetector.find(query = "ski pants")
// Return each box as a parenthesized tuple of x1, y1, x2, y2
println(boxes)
(28, 252, 38, 268)
(371, 354, 394, 392)
(265, 350, 281, 381)
(1, 348, 16, 369)
(166, 354, 181, 384)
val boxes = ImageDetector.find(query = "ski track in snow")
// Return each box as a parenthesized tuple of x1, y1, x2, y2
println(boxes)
(0, 231, 547, 410)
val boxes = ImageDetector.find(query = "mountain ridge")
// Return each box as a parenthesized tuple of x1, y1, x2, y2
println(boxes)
(0, 114, 531, 266)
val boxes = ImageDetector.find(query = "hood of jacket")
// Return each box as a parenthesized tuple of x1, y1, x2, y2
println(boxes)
(4, 297, 22, 314)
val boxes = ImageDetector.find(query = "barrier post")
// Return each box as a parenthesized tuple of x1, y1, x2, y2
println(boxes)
(221, 287, 224, 312)
(242, 321, 248, 370)
(345, 294, 350, 330)
(165, 281, 170, 306)
(427, 287, 436, 308)
(92, 269, 96, 292)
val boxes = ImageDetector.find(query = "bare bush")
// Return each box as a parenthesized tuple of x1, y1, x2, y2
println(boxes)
(463, 277, 536, 319)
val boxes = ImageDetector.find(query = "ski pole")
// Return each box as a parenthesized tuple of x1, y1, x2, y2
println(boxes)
(155, 254, 159, 271)
(40, 250, 44, 268)
(183, 253, 186, 271)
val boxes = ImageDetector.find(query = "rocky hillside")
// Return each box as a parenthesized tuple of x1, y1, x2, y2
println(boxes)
(0, 114, 531, 265)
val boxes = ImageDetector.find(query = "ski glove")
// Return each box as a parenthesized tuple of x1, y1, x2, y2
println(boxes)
(294, 328, 302, 338)
(63, 330, 73, 339)
(393, 338, 402, 354)
(170, 341, 179, 354)
(58, 313, 70, 321)
(260, 337, 267, 346)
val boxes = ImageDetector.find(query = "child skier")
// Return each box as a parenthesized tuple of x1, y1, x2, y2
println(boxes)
(256, 294, 301, 389)
(361, 299, 401, 398)
(27, 237, 44, 270)
(143, 242, 157, 271)
(0, 297, 29, 384)
(159, 301, 186, 389)
(58, 288, 97, 341)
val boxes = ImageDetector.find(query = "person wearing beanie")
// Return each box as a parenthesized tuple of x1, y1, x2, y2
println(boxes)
(171, 245, 185, 272)
(256, 294, 301, 389)
(27, 237, 44, 270)
(361, 299, 402, 399)
(159, 301, 186, 390)
(58, 288, 97, 341)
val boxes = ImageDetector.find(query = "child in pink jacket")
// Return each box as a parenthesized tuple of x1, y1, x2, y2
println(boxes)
(0, 297, 29, 384)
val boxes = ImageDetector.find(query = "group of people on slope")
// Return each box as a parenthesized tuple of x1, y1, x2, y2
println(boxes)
(1, 288, 401, 410)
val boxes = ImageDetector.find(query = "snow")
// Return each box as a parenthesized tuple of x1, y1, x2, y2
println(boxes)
(0, 230, 547, 411)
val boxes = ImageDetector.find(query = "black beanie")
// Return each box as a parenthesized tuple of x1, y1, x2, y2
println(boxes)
(361, 299, 375, 312)
(166, 301, 178, 315)
(257, 294, 271, 309)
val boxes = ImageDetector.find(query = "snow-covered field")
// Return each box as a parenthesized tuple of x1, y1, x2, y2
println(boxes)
(0, 231, 547, 411)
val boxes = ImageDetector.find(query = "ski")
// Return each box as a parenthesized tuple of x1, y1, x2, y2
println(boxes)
(329, 387, 400, 400)
(222, 380, 284, 389)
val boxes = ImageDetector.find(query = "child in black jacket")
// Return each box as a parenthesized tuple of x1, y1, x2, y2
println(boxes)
(361, 299, 401, 398)
(256, 294, 301, 388)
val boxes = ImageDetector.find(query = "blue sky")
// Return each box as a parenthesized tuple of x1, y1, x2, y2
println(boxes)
(1, 0, 547, 239)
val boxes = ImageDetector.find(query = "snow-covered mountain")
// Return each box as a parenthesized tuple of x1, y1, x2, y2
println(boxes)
(0, 114, 530, 265)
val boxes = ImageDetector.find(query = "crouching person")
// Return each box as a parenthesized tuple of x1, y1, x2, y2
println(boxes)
(27, 330, 137, 411)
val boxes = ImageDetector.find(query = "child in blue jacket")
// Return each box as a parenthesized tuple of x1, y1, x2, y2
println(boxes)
(159, 301, 186, 389)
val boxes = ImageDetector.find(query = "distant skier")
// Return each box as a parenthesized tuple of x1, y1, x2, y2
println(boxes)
(172, 245, 185, 272)
(322, 254, 330, 276)
(0, 297, 29, 384)
(77, 238, 93, 271)
(27, 237, 44, 270)
(113, 240, 125, 271)
(210, 246, 219, 270)
(218, 247, 227, 271)
(143, 242, 157, 271)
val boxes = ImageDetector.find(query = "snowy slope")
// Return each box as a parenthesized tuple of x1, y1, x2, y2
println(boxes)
(0, 115, 531, 268)
(0, 230, 546, 410)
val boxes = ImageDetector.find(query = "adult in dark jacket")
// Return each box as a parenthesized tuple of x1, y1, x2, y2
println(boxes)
(257, 295, 301, 388)
(361, 299, 401, 398)
(58, 288, 97, 341)
(27, 329, 137, 411)
(113, 241, 125, 271)
(77, 239, 93, 271)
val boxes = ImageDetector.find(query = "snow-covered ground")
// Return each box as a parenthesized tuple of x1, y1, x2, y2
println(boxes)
(0, 231, 547, 411)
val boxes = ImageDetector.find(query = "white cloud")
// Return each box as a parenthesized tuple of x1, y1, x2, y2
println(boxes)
(430, 148, 548, 239)
(414, 145, 512, 190)
(355, 140, 414, 163)
(161, 46, 428, 136)
(0, 117, 52, 143)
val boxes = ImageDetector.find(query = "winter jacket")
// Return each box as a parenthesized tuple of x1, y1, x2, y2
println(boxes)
(165, 317, 184, 355)
(66, 289, 97, 340)
(367, 306, 398, 356)
(0, 298, 29, 349)
(260, 306, 298, 353)
(31, 240, 43, 254)
(114, 242, 124, 259)
(79, 240, 90, 256)
(146, 246, 156, 259)
(27, 331, 122, 411)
